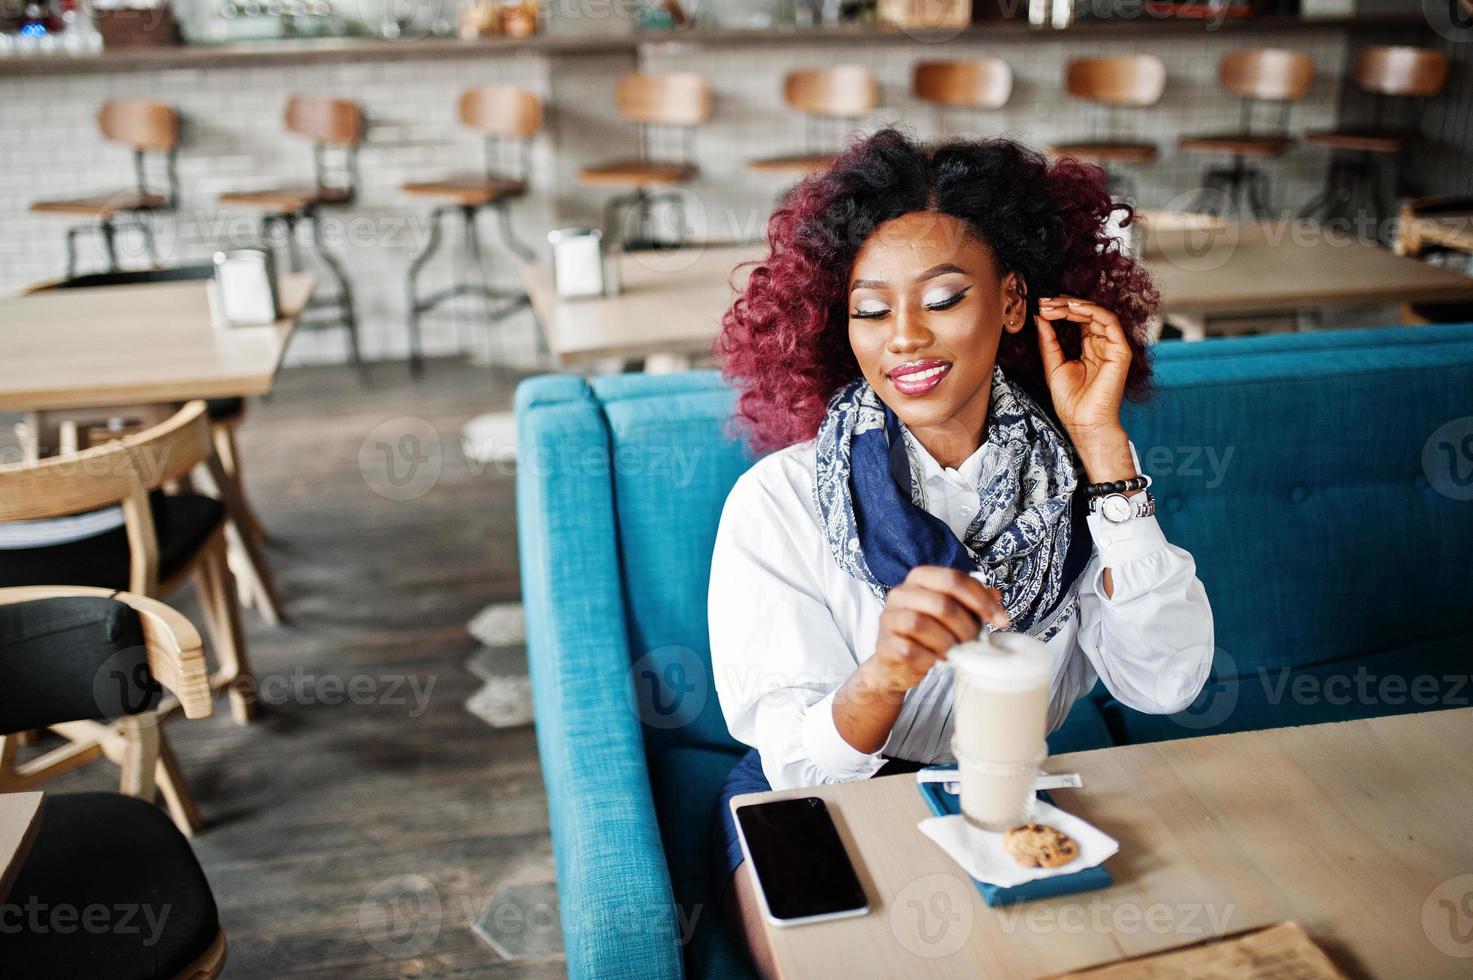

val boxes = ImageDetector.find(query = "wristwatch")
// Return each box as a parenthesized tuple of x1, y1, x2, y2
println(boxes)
(1089, 490, 1156, 524)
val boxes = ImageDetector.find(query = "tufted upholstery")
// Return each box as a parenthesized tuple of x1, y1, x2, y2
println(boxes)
(515, 322, 1473, 979)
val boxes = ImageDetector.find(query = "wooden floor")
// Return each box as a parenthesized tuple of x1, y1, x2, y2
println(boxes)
(17, 360, 565, 978)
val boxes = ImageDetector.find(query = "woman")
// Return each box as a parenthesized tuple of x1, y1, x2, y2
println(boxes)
(706, 129, 1214, 974)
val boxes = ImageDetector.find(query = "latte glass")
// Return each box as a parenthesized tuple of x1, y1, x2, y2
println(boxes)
(948, 631, 1052, 830)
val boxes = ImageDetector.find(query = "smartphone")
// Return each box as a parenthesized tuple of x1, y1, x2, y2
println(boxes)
(733, 796, 869, 926)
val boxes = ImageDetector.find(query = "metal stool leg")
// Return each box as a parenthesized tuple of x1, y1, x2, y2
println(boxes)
(406, 204, 451, 377)
(1246, 169, 1272, 220)
(306, 207, 365, 381)
(64, 227, 82, 279)
(100, 219, 119, 272)
(137, 214, 161, 267)
(494, 199, 535, 262)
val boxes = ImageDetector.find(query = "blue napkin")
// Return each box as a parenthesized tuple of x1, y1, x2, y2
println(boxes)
(916, 765, 1113, 907)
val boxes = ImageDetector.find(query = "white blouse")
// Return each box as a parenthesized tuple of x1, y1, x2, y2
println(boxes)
(708, 434, 1215, 792)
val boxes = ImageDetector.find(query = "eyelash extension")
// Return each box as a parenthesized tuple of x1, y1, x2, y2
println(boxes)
(925, 286, 970, 311)
(849, 286, 971, 319)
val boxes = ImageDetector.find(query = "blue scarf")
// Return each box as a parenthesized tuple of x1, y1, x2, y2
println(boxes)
(814, 367, 1091, 641)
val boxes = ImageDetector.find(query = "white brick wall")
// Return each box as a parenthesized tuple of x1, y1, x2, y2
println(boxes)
(1, 28, 1349, 367)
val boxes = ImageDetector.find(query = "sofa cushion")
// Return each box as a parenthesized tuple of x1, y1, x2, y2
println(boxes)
(1104, 630, 1473, 744)
(1120, 339, 1473, 684)
(1048, 686, 1116, 754)
(598, 382, 753, 755)
(648, 745, 756, 980)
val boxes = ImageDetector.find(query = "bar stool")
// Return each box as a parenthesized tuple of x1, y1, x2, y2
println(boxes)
(1299, 45, 1449, 229)
(1048, 56, 1166, 199)
(578, 73, 713, 249)
(218, 95, 365, 376)
(1180, 49, 1315, 219)
(912, 59, 1013, 137)
(402, 87, 542, 377)
(747, 67, 878, 177)
(29, 100, 178, 278)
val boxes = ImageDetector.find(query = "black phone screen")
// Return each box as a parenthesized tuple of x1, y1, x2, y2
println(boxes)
(735, 797, 867, 921)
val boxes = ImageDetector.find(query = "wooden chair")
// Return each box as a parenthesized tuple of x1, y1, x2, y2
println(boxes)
(1299, 45, 1449, 227)
(0, 587, 211, 836)
(578, 73, 713, 249)
(1395, 195, 1473, 325)
(16, 266, 286, 627)
(912, 59, 1013, 135)
(219, 95, 366, 376)
(1048, 55, 1167, 198)
(0, 591, 225, 977)
(0, 401, 257, 726)
(402, 87, 543, 376)
(28, 100, 179, 279)
(746, 66, 879, 178)
(1180, 49, 1315, 219)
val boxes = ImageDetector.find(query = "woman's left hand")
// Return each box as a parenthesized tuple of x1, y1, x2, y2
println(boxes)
(1034, 296, 1132, 443)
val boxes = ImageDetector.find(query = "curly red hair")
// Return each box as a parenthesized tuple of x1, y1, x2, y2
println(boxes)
(715, 128, 1157, 453)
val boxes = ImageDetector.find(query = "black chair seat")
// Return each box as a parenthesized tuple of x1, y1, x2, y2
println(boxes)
(0, 494, 224, 591)
(1409, 300, 1473, 323)
(204, 398, 244, 421)
(0, 793, 220, 980)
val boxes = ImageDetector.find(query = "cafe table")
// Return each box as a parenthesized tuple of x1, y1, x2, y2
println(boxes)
(0, 273, 314, 415)
(731, 707, 1473, 979)
(521, 226, 1473, 364)
(0, 792, 44, 905)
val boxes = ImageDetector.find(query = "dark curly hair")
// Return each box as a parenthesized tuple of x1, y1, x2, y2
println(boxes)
(716, 127, 1157, 453)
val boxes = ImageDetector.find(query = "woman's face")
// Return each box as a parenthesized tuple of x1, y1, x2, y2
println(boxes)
(847, 211, 1026, 463)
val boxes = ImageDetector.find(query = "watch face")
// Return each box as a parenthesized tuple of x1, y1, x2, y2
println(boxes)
(1102, 494, 1132, 523)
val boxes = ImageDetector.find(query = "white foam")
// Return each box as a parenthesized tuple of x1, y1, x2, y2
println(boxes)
(945, 632, 1052, 691)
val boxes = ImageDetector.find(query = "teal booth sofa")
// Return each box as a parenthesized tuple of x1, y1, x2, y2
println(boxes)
(514, 323, 1473, 979)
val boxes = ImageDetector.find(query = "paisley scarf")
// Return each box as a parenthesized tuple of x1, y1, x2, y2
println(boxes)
(813, 367, 1091, 641)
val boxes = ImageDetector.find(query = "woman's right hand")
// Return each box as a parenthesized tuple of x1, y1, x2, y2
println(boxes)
(868, 566, 1011, 693)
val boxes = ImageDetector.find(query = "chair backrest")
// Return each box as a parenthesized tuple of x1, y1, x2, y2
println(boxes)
(1065, 55, 1166, 107)
(912, 59, 1013, 110)
(284, 94, 363, 146)
(1354, 45, 1449, 98)
(0, 402, 213, 594)
(614, 73, 713, 127)
(98, 100, 179, 153)
(783, 66, 879, 118)
(1219, 48, 1314, 102)
(459, 86, 543, 138)
(46, 264, 214, 291)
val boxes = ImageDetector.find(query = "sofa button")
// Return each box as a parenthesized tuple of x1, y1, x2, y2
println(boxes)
(1414, 475, 1430, 490)
(1290, 483, 1310, 503)
(1164, 495, 1184, 513)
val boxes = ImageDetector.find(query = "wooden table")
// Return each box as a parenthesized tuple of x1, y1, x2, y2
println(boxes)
(732, 708, 1473, 979)
(0, 273, 314, 413)
(521, 228, 1473, 363)
(521, 244, 756, 369)
(1143, 219, 1473, 339)
(0, 792, 44, 905)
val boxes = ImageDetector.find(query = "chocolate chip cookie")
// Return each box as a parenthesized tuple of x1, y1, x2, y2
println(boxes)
(1003, 823, 1079, 868)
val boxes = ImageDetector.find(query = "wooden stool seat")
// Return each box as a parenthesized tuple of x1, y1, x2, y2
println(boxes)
(1179, 133, 1291, 158)
(30, 191, 170, 220)
(1047, 141, 1158, 164)
(400, 176, 525, 206)
(1303, 129, 1406, 154)
(218, 185, 353, 215)
(578, 160, 697, 189)
(746, 153, 840, 175)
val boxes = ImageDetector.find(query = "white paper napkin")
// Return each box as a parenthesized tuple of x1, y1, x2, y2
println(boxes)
(917, 800, 1119, 888)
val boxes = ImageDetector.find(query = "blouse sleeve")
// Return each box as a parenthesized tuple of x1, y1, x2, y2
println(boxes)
(708, 466, 888, 790)
(1073, 479, 1215, 715)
